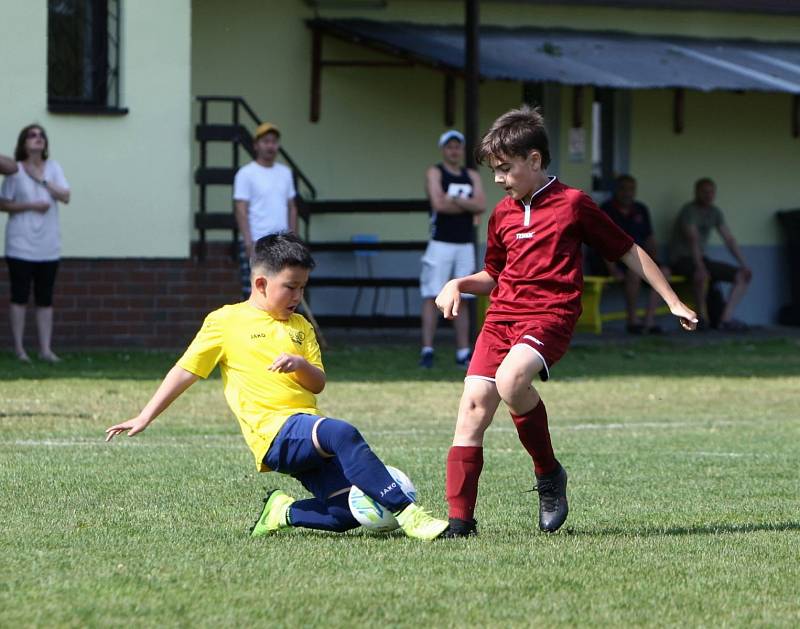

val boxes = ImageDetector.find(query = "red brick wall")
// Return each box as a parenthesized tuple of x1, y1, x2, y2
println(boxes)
(0, 243, 242, 349)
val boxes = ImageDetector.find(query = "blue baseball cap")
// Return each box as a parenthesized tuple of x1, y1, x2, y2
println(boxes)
(438, 129, 465, 147)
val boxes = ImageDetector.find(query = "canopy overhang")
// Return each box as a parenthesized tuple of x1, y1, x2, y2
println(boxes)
(309, 18, 800, 93)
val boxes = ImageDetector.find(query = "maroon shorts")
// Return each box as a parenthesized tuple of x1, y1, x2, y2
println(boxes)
(466, 319, 572, 382)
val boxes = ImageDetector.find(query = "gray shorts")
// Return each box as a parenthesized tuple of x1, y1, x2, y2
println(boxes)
(420, 240, 475, 299)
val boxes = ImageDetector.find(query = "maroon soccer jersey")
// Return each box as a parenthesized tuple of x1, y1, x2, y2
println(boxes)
(483, 177, 634, 328)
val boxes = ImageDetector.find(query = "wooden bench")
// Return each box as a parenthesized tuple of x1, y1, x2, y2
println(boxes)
(477, 275, 694, 334)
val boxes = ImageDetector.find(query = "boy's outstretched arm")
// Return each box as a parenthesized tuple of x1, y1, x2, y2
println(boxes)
(105, 365, 199, 441)
(621, 244, 698, 330)
(436, 270, 497, 319)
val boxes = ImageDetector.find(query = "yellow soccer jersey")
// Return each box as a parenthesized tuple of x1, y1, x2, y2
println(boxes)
(177, 302, 324, 471)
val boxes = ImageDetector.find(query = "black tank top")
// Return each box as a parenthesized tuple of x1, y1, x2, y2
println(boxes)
(431, 164, 474, 244)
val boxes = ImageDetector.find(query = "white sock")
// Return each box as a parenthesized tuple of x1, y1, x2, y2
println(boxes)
(456, 347, 471, 361)
(421, 346, 434, 355)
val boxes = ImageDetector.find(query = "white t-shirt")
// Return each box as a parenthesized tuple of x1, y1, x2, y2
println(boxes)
(232, 161, 296, 240)
(1, 160, 69, 261)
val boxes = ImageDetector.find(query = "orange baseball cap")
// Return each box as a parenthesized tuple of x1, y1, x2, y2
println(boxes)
(254, 122, 280, 140)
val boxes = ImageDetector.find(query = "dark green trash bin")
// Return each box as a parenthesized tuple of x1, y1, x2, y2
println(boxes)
(776, 208, 800, 326)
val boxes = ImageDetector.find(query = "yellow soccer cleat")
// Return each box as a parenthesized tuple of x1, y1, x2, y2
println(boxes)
(250, 490, 295, 538)
(395, 503, 449, 541)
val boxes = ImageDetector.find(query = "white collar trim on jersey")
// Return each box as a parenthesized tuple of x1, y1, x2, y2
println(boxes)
(520, 176, 556, 227)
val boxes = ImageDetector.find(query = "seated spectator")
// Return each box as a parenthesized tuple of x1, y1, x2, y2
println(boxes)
(592, 174, 668, 334)
(669, 178, 752, 331)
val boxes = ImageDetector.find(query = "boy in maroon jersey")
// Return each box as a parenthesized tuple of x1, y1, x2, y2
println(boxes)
(435, 106, 697, 537)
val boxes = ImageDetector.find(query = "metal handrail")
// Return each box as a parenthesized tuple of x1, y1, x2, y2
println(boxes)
(196, 96, 317, 199)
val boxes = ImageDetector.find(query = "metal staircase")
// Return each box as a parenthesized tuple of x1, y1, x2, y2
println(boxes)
(194, 95, 430, 326)
(195, 95, 317, 259)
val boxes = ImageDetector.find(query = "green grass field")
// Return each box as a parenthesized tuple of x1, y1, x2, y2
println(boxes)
(2, 337, 799, 627)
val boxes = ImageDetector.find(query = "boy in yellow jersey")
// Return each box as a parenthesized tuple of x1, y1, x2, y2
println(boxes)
(105, 233, 448, 540)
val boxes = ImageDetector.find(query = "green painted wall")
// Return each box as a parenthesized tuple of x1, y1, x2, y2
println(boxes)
(631, 89, 799, 247)
(0, 0, 192, 258)
(192, 0, 799, 247)
(191, 1, 611, 242)
(4, 1, 794, 257)
(192, 1, 523, 243)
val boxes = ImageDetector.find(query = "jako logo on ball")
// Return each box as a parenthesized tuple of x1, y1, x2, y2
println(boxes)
(348, 466, 417, 532)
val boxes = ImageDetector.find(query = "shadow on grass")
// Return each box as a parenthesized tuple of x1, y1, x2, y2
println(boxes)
(0, 337, 799, 381)
(572, 521, 800, 537)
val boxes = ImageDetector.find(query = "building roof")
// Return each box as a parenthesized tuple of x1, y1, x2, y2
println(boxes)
(311, 19, 800, 93)
(489, 1, 800, 15)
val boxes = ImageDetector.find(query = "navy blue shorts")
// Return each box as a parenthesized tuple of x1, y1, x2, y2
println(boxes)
(264, 414, 351, 501)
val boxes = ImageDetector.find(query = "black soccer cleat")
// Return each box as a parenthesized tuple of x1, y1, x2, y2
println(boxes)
(440, 517, 478, 538)
(533, 464, 569, 533)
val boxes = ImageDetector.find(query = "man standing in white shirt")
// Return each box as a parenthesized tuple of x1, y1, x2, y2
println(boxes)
(233, 122, 297, 298)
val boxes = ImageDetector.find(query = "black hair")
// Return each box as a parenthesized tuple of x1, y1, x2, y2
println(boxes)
(614, 174, 636, 191)
(694, 177, 715, 191)
(251, 232, 315, 275)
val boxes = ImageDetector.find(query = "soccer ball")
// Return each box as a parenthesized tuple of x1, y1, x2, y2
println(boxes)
(348, 465, 417, 532)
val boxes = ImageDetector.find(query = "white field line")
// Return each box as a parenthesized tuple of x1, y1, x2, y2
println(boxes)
(369, 419, 749, 436)
(2, 418, 750, 451)
(560, 420, 747, 430)
(683, 451, 746, 458)
(4, 437, 242, 449)
(381, 446, 763, 457)
(383, 447, 785, 459)
(2, 440, 767, 460)
(0, 439, 511, 455)
(1, 421, 744, 446)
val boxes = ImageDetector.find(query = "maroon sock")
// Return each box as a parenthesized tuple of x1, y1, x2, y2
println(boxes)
(511, 399, 558, 476)
(445, 446, 483, 521)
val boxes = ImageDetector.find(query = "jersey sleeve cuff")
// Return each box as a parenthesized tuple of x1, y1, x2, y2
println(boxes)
(176, 359, 211, 379)
(606, 236, 635, 262)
